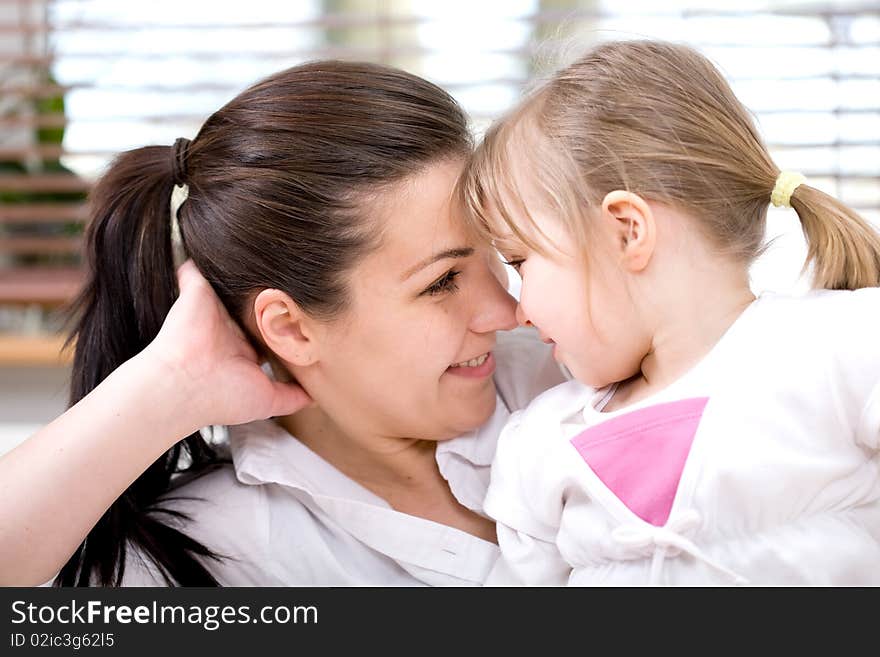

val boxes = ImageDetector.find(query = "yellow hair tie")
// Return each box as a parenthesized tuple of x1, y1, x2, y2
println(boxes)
(770, 171, 806, 208)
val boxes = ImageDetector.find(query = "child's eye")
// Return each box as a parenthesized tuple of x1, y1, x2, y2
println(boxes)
(502, 258, 524, 272)
(422, 269, 461, 296)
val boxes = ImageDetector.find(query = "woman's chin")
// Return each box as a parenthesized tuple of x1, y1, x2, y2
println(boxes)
(441, 383, 498, 438)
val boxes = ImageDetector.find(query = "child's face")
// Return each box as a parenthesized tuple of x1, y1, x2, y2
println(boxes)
(491, 200, 649, 389)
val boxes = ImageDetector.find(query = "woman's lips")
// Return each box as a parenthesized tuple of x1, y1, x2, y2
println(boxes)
(445, 351, 495, 379)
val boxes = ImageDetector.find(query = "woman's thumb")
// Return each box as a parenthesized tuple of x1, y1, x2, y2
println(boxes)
(267, 381, 313, 418)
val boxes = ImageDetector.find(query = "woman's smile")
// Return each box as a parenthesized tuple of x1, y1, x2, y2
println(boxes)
(445, 351, 495, 378)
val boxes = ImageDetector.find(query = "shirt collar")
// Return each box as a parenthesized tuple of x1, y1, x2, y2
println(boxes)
(228, 393, 507, 501)
(228, 419, 385, 506)
(226, 413, 502, 585)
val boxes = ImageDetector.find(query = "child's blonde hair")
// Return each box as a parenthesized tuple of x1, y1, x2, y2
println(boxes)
(460, 39, 880, 290)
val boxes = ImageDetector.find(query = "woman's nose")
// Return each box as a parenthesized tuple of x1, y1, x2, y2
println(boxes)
(470, 266, 518, 333)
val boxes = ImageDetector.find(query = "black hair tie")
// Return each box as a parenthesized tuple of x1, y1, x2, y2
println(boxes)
(171, 137, 191, 186)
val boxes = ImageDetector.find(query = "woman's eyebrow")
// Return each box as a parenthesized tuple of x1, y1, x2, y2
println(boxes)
(402, 247, 474, 280)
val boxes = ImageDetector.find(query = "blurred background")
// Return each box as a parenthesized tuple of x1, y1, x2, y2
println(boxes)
(1, 0, 878, 454)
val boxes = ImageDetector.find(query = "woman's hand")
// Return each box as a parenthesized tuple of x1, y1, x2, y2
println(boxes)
(0, 260, 313, 585)
(141, 260, 312, 430)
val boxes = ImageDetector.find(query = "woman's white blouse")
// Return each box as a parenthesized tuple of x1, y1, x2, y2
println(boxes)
(120, 327, 564, 586)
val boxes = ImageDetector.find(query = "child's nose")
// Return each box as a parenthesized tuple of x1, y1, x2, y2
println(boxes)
(515, 303, 532, 327)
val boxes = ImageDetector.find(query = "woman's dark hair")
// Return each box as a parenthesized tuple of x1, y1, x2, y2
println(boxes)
(58, 60, 472, 586)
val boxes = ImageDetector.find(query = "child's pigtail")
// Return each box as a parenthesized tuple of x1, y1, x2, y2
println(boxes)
(774, 171, 880, 290)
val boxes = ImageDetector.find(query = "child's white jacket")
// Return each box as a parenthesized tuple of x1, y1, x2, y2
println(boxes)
(484, 289, 880, 586)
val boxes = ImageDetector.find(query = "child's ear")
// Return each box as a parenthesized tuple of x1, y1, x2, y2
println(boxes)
(252, 289, 320, 367)
(601, 190, 656, 272)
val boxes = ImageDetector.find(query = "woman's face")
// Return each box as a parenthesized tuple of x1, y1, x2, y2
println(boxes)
(305, 158, 518, 441)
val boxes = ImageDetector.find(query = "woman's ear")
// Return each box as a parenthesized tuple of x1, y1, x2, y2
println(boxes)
(601, 190, 656, 272)
(253, 289, 319, 367)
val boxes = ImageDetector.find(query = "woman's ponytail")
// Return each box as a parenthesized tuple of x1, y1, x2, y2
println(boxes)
(58, 144, 224, 586)
(788, 183, 880, 290)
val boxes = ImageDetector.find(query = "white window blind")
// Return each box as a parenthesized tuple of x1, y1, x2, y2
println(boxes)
(0, 0, 877, 363)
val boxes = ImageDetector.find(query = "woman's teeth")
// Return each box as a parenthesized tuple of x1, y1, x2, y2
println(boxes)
(450, 353, 489, 368)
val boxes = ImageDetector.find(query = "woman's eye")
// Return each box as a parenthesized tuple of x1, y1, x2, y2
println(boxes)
(502, 258, 524, 272)
(423, 270, 461, 296)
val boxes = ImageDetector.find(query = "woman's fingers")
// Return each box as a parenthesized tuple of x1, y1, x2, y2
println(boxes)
(174, 260, 241, 340)
(268, 381, 314, 418)
(175, 258, 200, 293)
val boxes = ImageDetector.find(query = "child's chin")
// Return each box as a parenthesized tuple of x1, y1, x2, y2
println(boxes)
(566, 362, 605, 388)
